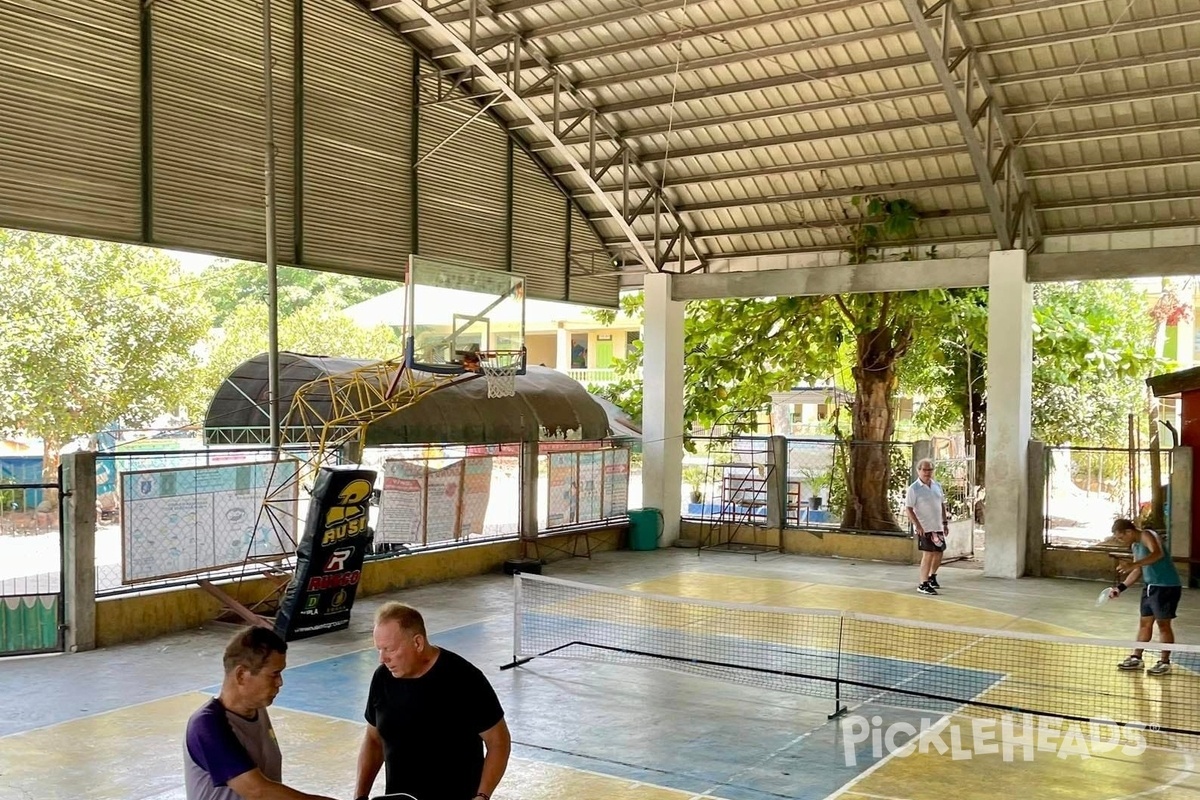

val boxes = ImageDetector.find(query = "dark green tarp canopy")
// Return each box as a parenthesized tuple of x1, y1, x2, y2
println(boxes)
(204, 352, 622, 446)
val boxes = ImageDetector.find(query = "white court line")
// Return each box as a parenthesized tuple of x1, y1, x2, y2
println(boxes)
(821, 712, 1200, 800)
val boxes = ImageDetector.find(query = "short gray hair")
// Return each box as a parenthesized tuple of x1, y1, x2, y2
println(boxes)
(916, 458, 934, 471)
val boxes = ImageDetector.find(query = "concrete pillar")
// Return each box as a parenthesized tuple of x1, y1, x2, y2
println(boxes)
(520, 440, 539, 541)
(766, 435, 788, 530)
(642, 272, 685, 546)
(1026, 440, 1046, 577)
(61, 452, 97, 652)
(1169, 446, 1193, 586)
(555, 324, 570, 372)
(911, 439, 933, 482)
(984, 249, 1033, 579)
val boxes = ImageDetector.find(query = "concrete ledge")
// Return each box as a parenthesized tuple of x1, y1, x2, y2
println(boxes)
(96, 529, 623, 647)
(1040, 547, 1192, 583)
(680, 521, 916, 564)
(784, 528, 916, 563)
(1038, 548, 1117, 581)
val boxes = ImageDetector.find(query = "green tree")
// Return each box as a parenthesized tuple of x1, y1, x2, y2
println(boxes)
(0, 230, 211, 486)
(908, 280, 1162, 462)
(1029, 280, 1162, 445)
(599, 196, 949, 532)
(201, 259, 397, 326)
(188, 294, 404, 419)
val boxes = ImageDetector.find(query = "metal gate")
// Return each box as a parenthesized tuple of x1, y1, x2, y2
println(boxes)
(934, 450, 977, 561)
(0, 475, 64, 655)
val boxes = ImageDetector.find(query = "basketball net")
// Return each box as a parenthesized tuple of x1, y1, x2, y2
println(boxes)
(481, 357, 518, 398)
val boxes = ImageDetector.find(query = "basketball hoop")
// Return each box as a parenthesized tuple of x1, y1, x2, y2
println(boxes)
(480, 354, 519, 398)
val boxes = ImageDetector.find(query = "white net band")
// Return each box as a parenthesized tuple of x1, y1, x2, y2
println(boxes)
(481, 359, 519, 398)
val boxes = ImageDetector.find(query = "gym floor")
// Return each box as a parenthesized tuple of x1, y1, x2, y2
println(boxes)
(2, 548, 1199, 800)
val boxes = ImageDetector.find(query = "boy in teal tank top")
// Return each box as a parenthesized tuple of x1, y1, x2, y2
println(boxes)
(1107, 518, 1183, 675)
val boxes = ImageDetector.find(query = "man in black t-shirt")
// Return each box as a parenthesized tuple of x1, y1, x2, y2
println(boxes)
(353, 602, 510, 800)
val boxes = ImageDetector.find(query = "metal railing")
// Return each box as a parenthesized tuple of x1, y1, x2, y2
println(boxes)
(566, 368, 619, 384)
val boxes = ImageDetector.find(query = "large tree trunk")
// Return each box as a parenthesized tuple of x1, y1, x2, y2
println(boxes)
(841, 328, 904, 532)
(964, 391, 986, 484)
(40, 437, 62, 510)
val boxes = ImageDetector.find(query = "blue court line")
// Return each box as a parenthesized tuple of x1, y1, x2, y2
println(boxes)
(270, 621, 1001, 800)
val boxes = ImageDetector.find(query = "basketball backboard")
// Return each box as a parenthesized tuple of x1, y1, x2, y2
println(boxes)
(403, 256, 526, 377)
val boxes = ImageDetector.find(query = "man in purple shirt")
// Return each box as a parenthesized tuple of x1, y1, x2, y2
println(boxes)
(184, 626, 336, 800)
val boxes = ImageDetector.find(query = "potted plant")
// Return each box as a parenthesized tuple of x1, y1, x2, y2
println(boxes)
(683, 466, 706, 505)
(799, 468, 831, 510)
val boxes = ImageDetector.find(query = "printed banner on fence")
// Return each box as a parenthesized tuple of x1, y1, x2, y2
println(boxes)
(120, 459, 299, 584)
(547, 452, 579, 528)
(578, 451, 604, 523)
(426, 462, 463, 543)
(377, 457, 495, 544)
(377, 460, 425, 544)
(462, 457, 493, 536)
(275, 467, 375, 641)
(602, 449, 630, 519)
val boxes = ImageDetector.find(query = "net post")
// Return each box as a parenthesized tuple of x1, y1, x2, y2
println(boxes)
(500, 573, 525, 670)
(827, 615, 848, 720)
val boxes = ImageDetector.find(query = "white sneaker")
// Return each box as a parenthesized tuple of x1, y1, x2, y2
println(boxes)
(1117, 655, 1144, 671)
(1148, 661, 1172, 676)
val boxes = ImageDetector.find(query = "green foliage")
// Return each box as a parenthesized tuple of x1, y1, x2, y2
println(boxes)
(201, 259, 397, 326)
(186, 294, 403, 419)
(846, 195, 921, 264)
(1029, 280, 1162, 446)
(905, 280, 1162, 449)
(0, 230, 212, 476)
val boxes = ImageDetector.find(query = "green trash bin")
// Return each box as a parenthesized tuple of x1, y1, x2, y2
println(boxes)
(627, 508, 663, 551)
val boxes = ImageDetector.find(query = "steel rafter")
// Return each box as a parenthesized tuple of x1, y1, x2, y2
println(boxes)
(486, 0, 891, 82)
(575, 145, 970, 195)
(604, 207, 991, 245)
(597, 175, 981, 219)
(900, 0, 1041, 251)
(380, 0, 705, 274)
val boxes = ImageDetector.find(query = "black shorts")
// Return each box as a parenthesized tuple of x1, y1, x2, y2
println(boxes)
(917, 530, 946, 552)
(1140, 585, 1182, 620)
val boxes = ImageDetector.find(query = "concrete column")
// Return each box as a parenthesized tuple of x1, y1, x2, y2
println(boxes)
(984, 249, 1033, 579)
(1169, 446, 1193, 586)
(520, 440, 539, 541)
(1026, 440, 1046, 577)
(61, 452, 97, 652)
(766, 435, 788, 530)
(555, 324, 570, 372)
(642, 272, 685, 546)
(911, 440, 933, 481)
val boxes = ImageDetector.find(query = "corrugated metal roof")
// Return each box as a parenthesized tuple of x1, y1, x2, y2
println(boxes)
(373, 0, 1200, 268)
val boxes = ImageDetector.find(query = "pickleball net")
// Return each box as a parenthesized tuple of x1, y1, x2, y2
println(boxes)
(504, 574, 1200, 746)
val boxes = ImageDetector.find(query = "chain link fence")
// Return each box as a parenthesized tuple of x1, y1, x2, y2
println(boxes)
(367, 444, 522, 549)
(1044, 445, 1172, 549)
(683, 435, 917, 536)
(0, 482, 62, 597)
(96, 446, 311, 596)
(1, 439, 632, 600)
(539, 444, 633, 533)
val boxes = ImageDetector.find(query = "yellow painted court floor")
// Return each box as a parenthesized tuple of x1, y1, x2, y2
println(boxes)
(2, 549, 1199, 800)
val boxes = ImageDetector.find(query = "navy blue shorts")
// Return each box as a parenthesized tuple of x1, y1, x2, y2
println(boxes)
(1140, 585, 1182, 620)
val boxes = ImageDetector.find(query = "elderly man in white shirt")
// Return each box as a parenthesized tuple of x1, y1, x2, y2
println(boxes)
(905, 457, 949, 595)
